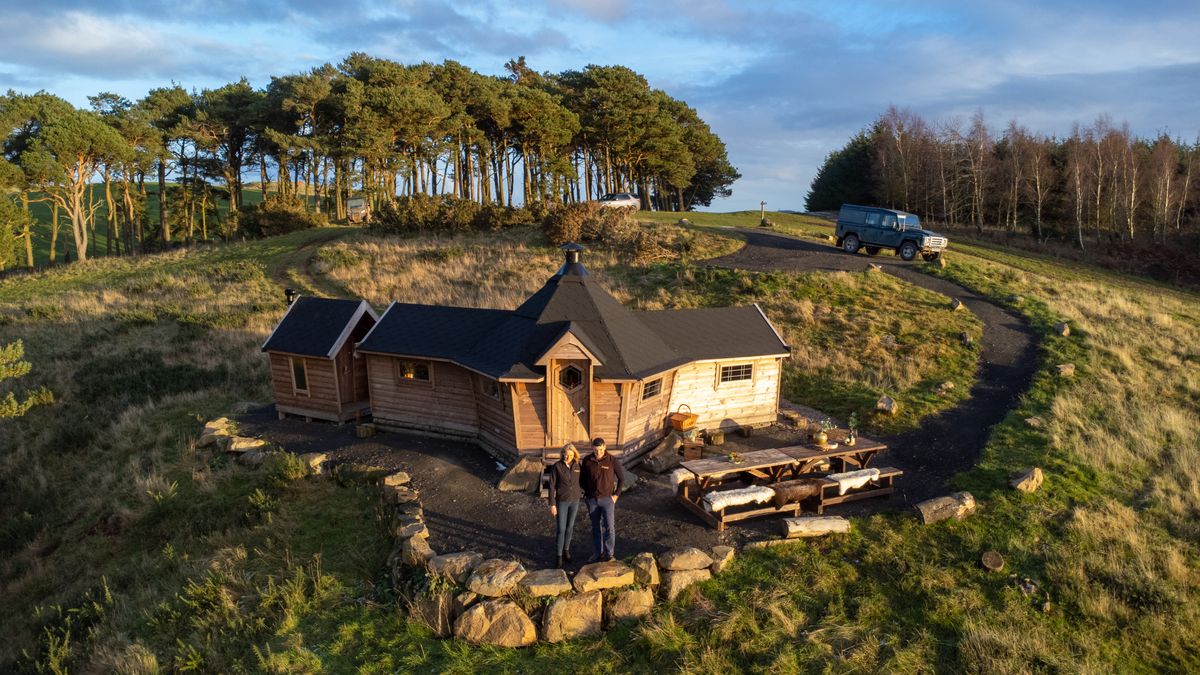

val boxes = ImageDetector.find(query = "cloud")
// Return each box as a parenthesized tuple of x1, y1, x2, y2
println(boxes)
(546, 0, 630, 22)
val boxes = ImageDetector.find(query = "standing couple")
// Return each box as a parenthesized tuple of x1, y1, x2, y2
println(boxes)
(546, 437, 625, 567)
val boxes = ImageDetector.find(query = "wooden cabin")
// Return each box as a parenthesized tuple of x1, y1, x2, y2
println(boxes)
(262, 296, 379, 422)
(354, 244, 790, 463)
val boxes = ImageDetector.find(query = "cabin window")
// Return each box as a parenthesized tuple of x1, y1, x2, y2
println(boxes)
(642, 378, 662, 400)
(558, 365, 583, 392)
(291, 357, 309, 395)
(482, 379, 502, 401)
(394, 359, 431, 382)
(719, 363, 753, 384)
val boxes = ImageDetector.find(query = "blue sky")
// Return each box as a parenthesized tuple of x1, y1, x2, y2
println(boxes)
(2, 0, 1198, 211)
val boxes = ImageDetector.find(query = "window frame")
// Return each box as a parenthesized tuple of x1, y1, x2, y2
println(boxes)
(641, 377, 663, 401)
(481, 377, 503, 403)
(290, 356, 310, 396)
(393, 358, 432, 384)
(717, 362, 754, 387)
(558, 364, 584, 392)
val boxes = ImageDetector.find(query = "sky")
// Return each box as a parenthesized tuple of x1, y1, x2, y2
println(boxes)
(2, 0, 1199, 211)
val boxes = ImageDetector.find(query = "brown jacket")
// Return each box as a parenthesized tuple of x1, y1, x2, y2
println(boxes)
(581, 452, 625, 499)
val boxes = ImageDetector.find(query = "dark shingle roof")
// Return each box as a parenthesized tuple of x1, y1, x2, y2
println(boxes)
(262, 296, 377, 358)
(355, 251, 790, 381)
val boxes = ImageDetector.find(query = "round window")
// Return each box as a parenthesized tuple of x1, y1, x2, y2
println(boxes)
(558, 365, 583, 391)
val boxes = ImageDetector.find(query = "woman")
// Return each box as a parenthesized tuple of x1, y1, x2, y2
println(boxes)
(548, 443, 583, 568)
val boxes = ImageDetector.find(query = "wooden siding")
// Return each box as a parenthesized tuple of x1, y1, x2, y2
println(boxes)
(618, 371, 676, 454)
(665, 356, 782, 430)
(366, 355, 479, 435)
(590, 382, 622, 444)
(514, 382, 548, 450)
(474, 374, 516, 450)
(269, 353, 341, 419)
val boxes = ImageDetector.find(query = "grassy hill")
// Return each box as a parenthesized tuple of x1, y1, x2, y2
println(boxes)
(1, 216, 1197, 672)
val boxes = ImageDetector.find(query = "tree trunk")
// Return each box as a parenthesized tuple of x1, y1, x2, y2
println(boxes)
(49, 201, 59, 263)
(781, 516, 850, 538)
(158, 158, 170, 242)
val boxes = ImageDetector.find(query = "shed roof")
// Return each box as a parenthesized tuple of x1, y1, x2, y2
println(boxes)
(262, 296, 378, 358)
(356, 246, 790, 381)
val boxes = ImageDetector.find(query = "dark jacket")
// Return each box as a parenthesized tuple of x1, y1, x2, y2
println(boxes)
(581, 451, 625, 499)
(547, 459, 582, 505)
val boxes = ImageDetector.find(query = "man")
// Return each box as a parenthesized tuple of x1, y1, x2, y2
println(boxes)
(580, 437, 625, 562)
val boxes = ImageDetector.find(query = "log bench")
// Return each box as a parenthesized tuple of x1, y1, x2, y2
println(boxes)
(812, 466, 903, 513)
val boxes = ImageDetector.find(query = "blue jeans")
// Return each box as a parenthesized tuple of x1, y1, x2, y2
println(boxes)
(585, 496, 616, 559)
(555, 500, 580, 556)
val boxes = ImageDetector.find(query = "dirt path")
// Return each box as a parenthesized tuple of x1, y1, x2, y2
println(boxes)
(705, 228, 1040, 503)
(264, 227, 357, 298)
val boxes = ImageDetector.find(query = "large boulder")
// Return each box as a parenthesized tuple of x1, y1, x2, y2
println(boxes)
(541, 591, 603, 643)
(659, 547, 714, 571)
(427, 551, 484, 584)
(382, 471, 411, 487)
(1055, 363, 1076, 378)
(876, 395, 899, 416)
(630, 552, 660, 586)
(394, 521, 429, 540)
(607, 587, 655, 623)
(642, 433, 683, 473)
(466, 559, 527, 597)
(497, 455, 543, 493)
(235, 449, 266, 468)
(710, 546, 735, 574)
(573, 561, 635, 593)
(519, 568, 572, 597)
(401, 536, 436, 567)
(335, 462, 391, 485)
(661, 568, 712, 602)
(224, 436, 268, 453)
(409, 589, 458, 637)
(383, 484, 420, 504)
(453, 600, 537, 648)
(298, 452, 328, 474)
(1011, 467, 1044, 493)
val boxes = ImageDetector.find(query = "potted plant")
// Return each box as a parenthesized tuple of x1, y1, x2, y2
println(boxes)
(727, 451, 744, 465)
(815, 418, 833, 447)
(846, 413, 859, 446)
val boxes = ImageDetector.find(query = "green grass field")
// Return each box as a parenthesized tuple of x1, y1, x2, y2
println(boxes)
(1, 214, 1198, 672)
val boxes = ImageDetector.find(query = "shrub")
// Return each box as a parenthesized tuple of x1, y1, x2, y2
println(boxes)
(541, 202, 639, 247)
(238, 197, 327, 238)
(473, 203, 532, 231)
(371, 196, 531, 235)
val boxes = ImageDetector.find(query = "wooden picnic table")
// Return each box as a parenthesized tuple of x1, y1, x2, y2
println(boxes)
(777, 439, 888, 475)
(676, 448, 800, 531)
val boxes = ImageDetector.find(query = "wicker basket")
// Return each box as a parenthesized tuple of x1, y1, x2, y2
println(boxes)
(668, 404, 699, 432)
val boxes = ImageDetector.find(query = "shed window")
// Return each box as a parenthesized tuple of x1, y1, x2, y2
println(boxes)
(482, 379, 502, 401)
(719, 363, 753, 384)
(395, 360, 431, 382)
(558, 365, 583, 391)
(642, 378, 662, 400)
(291, 357, 309, 395)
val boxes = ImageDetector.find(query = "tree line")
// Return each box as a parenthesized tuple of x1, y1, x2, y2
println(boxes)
(0, 54, 739, 267)
(807, 107, 1198, 250)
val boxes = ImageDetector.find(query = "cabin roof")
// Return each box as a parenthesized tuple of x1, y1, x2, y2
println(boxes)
(261, 296, 378, 358)
(355, 246, 790, 381)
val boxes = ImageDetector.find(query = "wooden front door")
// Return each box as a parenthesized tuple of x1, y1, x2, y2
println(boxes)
(550, 359, 590, 446)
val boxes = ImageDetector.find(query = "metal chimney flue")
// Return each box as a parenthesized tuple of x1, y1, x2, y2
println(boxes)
(285, 288, 297, 305)
(558, 243, 588, 276)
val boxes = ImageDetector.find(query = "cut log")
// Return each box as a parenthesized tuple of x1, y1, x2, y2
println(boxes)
(914, 492, 976, 524)
(782, 516, 850, 538)
(770, 479, 822, 508)
(981, 550, 1005, 572)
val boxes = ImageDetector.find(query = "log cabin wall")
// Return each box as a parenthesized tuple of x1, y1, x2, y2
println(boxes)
(336, 319, 374, 405)
(513, 382, 548, 451)
(473, 374, 516, 451)
(590, 382, 623, 447)
(269, 353, 341, 420)
(618, 371, 676, 455)
(366, 354, 480, 436)
(666, 356, 783, 430)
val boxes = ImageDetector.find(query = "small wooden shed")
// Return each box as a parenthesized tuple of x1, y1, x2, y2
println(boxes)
(262, 296, 379, 422)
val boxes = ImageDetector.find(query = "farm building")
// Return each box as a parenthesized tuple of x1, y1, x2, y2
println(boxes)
(352, 244, 790, 463)
(262, 295, 379, 422)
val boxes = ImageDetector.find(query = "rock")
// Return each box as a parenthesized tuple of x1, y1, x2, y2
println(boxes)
(427, 551, 484, 584)
(383, 484, 420, 505)
(1054, 322, 1070, 337)
(394, 521, 429, 540)
(981, 550, 1005, 572)
(453, 599, 537, 648)
(573, 561, 635, 593)
(519, 568, 572, 597)
(335, 462, 390, 484)
(298, 452, 328, 474)
(960, 331, 974, 347)
(224, 436, 268, 453)
(497, 455, 543, 493)
(935, 381, 956, 395)
(395, 502, 423, 517)
(914, 492, 976, 525)
(709, 546, 735, 574)
(642, 433, 683, 473)
(382, 471, 411, 487)
(950, 297, 964, 311)
(1010, 467, 1044, 493)
(607, 587, 655, 623)
(455, 591, 478, 612)
(659, 546, 714, 571)
(780, 410, 804, 426)
(1018, 577, 1038, 597)
(467, 559, 527, 597)
(542, 591, 602, 643)
(401, 536, 436, 567)
(782, 516, 850, 538)
(876, 395, 899, 415)
(409, 589, 457, 637)
(1024, 416, 1044, 429)
(630, 552, 660, 586)
(1055, 363, 1076, 378)
(661, 568, 712, 602)
(355, 423, 377, 439)
(235, 449, 266, 468)
(867, 263, 883, 272)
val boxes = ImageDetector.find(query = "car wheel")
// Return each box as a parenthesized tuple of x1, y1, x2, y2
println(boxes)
(899, 241, 918, 261)
(922, 252, 940, 262)
(843, 234, 861, 254)
(865, 246, 880, 256)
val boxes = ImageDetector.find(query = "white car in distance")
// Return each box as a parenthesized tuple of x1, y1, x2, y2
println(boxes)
(597, 192, 640, 209)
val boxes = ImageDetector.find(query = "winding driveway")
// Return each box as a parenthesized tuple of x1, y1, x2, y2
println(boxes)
(706, 229, 1040, 502)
